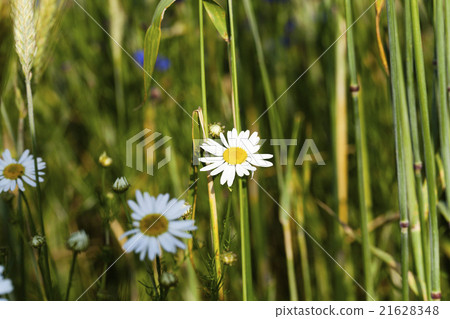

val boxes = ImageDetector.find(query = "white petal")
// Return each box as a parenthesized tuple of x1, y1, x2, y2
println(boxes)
(158, 233, 177, 253)
(169, 220, 197, 231)
(155, 194, 170, 212)
(220, 165, 236, 186)
(210, 163, 227, 176)
(135, 190, 146, 211)
(219, 133, 229, 148)
(149, 237, 160, 260)
(199, 156, 224, 163)
(143, 192, 155, 211)
(169, 229, 192, 239)
(2, 149, 12, 162)
(18, 150, 30, 163)
(119, 228, 140, 240)
(128, 200, 145, 217)
(236, 164, 248, 177)
(200, 161, 225, 172)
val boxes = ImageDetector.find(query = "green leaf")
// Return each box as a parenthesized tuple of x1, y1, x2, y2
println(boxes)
(203, 0, 229, 42)
(143, 0, 176, 100)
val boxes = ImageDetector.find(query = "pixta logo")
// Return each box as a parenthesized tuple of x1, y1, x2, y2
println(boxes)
(126, 129, 171, 175)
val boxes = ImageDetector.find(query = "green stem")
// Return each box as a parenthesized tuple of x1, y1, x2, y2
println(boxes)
(65, 251, 78, 301)
(227, 0, 253, 301)
(199, 0, 208, 125)
(432, 0, 446, 300)
(242, 0, 284, 188)
(446, 0, 450, 105)
(199, 0, 223, 300)
(25, 78, 52, 300)
(120, 194, 132, 226)
(410, 0, 440, 300)
(278, 116, 301, 301)
(227, 0, 241, 131)
(388, 0, 418, 300)
(405, 0, 429, 300)
(344, 0, 373, 300)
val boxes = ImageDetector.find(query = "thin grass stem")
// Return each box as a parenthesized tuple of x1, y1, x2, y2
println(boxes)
(199, 1, 223, 299)
(65, 251, 78, 301)
(344, 0, 373, 300)
(227, 0, 253, 301)
(410, 0, 441, 300)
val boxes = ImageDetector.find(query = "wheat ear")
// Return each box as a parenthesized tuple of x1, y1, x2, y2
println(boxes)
(10, 0, 37, 81)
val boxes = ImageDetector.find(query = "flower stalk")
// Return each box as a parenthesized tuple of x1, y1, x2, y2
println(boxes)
(199, 0, 224, 300)
(410, 0, 441, 300)
(227, 0, 253, 300)
(344, 0, 374, 300)
(65, 251, 78, 301)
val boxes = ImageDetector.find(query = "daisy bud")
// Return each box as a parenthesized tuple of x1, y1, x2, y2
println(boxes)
(30, 235, 45, 249)
(208, 122, 225, 139)
(112, 176, 130, 193)
(221, 251, 238, 266)
(99, 151, 112, 168)
(66, 230, 89, 252)
(160, 272, 178, 288)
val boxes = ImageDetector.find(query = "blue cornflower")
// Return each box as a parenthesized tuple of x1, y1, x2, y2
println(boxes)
(133, 50, 144, 67)
(133, 51, 170, 72)
(155, 56, 171, 72)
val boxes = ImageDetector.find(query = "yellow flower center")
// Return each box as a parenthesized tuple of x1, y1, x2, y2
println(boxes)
(3, 163, 25, 180)
(139, 214, 169, 237)
(223, 147, 248, 165)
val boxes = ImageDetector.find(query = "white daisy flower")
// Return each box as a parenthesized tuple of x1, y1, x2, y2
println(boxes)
(0, 265, 13, 301)
(120, 190, 197, 261)
(199, 128, 273, 187)
(0, 149, 45, 193)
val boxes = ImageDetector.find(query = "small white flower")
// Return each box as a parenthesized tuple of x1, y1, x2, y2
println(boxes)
(67, 230, 90, 252)
(112, 176, 130, 193)
(120, 190, 197, 261)
(0, 149, 45, 193)
(199, 128, 273, 187)
(0, 265, 13, 301)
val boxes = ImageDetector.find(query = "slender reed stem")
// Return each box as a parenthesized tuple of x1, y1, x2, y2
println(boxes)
(206, 175, 223, 299)
(435, 0, 450, 225)
(65, 251, 78, 300)
(405, 0, 428, 299)
(446, 0, 450, 104)
(344, 0, 373, 300)
(278, 116, 301, 301)
(295, 191, 312, 300)
(431, 0, 447, 300)
(17, 193, 26, 299)
(199, 0, 207, 125)
(199, 1, 223, 300)
(227, 0, 241, 131)
(227, 0, 253, 301)
(387, 0, 417, 300)
(25, 78, 52, 299)
(242, 0, 283, 188)
(410, 0, 441, 300)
